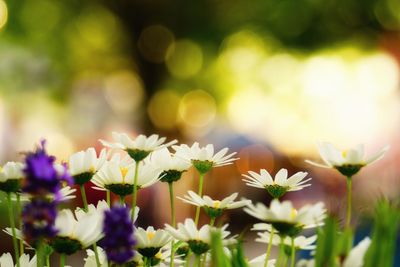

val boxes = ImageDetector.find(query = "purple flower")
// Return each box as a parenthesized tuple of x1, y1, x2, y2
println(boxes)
(22, 198, 58, 245)
(102, 205, 136, 264)
(22, 140, 72, 197)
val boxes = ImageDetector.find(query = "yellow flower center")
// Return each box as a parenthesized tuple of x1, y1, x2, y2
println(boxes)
(147, 231, 155, 240)
(291, 208, 297, 220)
(89, 166, 96, 173)
(213, 200, 221, 209)
(155, 251, 163, 259)
(120, 167, 128, 183)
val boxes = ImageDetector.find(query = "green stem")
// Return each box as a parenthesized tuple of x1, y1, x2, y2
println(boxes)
(106, 190, 111, 207)
(36, 241, 45, 267)
(7, 193, 20, 267)
(93, 243, 101, 267)
(209, 217, 216, 227)
(80, 185, 88, 212)
(276, 238, 285, 267)
(119, 195, 125, 205)
(263, 230, 274, 267)
(194, 173, 205, 226)
(131, 161, 140, 221)
(60, 254, 65, 267)
(282, 255, 288, 267)
(196, 255, 201, 267)
(16, 193, 24, 255)
(201, 253, 207, 267)
(168, 182, 176, 267)
(46, 255, 50, 267)
(346, 176, 352, 229)
(185, 251, 192, 267)
(168, 182, 176, 227)
(290, 238, 296, 267)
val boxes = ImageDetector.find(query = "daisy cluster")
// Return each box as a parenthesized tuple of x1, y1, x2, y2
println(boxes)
(0, 133, 390, 267)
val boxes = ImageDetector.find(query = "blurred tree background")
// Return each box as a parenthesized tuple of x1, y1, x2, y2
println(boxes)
(0, 0, 400, 261)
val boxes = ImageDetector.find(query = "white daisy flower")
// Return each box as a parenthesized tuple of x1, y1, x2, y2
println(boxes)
(242, 168, 311, 198)
(178, 191, 251, 218)
(244, 200, 326, 236)
(165, 219, 234, 255)
(68, 147, 107, 185)
(84, 247, 108, 267)
(248, 255, 276, 267)
(256, 232, 317, 250)
(100, 132, 177, 162)
(0, 253, 36, 267)
(173, 143, 238, 174)
(151, 246, 185, 267)
(305, 142, 389, 177)
(135, 227, 171, 258)
(149, 148, 191, 183)
(13, 185, 76, 202)
(342, 237, 371, 267)
(92, 160, 161, 198)
(0, 162, 24, 193)
(51, 200, 107, 255)
(296, 237, 371, 267)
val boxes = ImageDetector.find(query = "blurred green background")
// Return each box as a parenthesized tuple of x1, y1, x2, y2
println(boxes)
(0, 0, 400, 260)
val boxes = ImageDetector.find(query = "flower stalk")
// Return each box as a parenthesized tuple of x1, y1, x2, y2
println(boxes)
(346, 176, 352, 229)
(131, 162, 140, 221)
(194, 173, 205, 226)
(7, 193, 20, 267)
(263, 230, 274, 267)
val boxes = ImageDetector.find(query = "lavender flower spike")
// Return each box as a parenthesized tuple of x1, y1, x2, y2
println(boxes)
(22, 140, 72, 197)
(22, 198, 58, 244)
(102, 205, 136, 264)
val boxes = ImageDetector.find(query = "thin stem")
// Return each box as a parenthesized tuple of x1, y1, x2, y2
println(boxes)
(209, 217, 216, 227)
(282, 255, 288, 267)
(276, 238, 285, 267)
(346, 176, 352, 229)
(80, 185, 88, 212)
(168, 182, 176, 267)
(106, 190, 111, 207)
(168, 182, 176, 227)
(290, 238, 296, 267)
(7, 193, 20, 267)
(36, 241, 45, 267)
(263, 230, 274, 267)
(194, 173, 205, 226)
(60, 254, 65, 267)
(170, 240, 175, 267)
(119, 195, 125, 205)
(184, 252, 192, 267)
(46, 255, 50, 267)
(196, 255, 201, 267)
(16, 193, 24, 254)
(131, 161, 140, 221)
(93, 243, 101, 267)
(201, 254, 207, 267)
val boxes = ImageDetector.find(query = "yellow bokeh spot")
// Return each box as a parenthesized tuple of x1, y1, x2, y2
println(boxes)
(138, 25, 174, 63)
(148, 89, 181, 130)
(179, 90, 216, 128)
(166, 40, 203, 78)
(104, 70, 144, 114)
(0, 0, 8, 30)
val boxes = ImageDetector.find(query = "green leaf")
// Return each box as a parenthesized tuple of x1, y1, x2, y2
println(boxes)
(314, 216, 341, 267)
(364, 199, 400, 267)
(211, 230, 231, 267)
